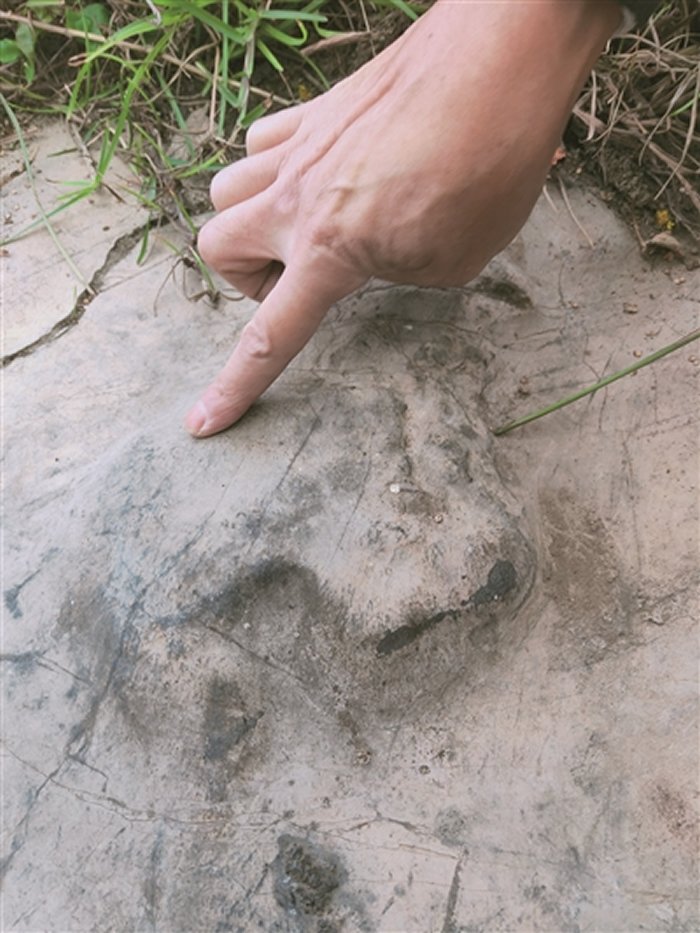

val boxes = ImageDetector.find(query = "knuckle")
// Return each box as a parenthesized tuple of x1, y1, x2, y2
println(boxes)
(238, 317, 275, 361)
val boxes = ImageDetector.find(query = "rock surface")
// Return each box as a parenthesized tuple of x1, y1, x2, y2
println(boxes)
(2, 123, 698, 932)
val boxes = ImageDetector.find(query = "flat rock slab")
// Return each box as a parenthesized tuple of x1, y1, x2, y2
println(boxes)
(2, 133, 698, 933)
(2, 121, 148, 357)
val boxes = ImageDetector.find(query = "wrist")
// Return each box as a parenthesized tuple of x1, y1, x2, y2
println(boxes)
(423, 1, 621, 106)
(577, 0, 626, 42)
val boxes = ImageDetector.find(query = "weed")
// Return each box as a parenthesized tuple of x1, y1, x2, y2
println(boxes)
(3, 0, 695, 244)
(493, 327, 700, 436)
(1, 1, 423, 247)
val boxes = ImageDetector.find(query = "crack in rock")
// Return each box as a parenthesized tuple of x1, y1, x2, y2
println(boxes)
(2, 223, 150, 367)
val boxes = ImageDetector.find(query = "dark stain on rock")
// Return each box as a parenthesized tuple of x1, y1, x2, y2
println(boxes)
(376, 560, 517, 657)
(469, 560, 517, 609)
(142, 829, 165, 930)
(434, 806, 471, 850)
(435, 435, 473, 485)
(55, 582, 125, 683)
(651, 782, 699, 855)
(4, 585, 24, 619)
(473, 276, 532, 309)
(175, 529, 533, 731)
(0, 651, 38, 674)
(540, 489, 638, 668)
(203, 677, 263, 763)
(376, 609, 455, 657)
(273, 834, 344, 926)
(4, 565, 45, 620)
(204, 711, 263, 762)
(198, 558, 324, 635)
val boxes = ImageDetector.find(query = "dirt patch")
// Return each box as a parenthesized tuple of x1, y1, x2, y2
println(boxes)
(557, 146, 699, 267)
(539, 488, 640, 670)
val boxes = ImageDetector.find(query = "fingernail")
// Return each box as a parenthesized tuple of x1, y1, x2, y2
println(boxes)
(184, 400, 208, 437)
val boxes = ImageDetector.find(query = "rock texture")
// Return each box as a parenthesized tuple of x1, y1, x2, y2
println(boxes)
(2, 123, 698, 932)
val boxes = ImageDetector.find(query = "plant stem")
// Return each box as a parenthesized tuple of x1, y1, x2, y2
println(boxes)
(492, 327, 700, 436)
(0, 92, 89, 288)
(0, 10, 291, 107)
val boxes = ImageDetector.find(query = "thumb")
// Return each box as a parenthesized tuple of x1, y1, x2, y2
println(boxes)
(184, 262, 363, 438)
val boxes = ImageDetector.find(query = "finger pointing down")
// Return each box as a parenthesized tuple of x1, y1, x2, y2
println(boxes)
(184, 260, 363, 437)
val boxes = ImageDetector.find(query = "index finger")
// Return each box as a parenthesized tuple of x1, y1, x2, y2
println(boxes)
(184, 258, 365, 438)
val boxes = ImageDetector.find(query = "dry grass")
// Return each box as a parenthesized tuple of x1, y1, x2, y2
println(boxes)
(1, 0, 698, 240)
(572, 0, 700, 240)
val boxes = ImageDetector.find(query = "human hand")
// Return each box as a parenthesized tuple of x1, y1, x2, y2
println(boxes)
(186, 0, 620, 437)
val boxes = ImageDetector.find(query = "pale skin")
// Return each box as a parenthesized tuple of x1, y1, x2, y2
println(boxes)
(186, 0, 622, 438)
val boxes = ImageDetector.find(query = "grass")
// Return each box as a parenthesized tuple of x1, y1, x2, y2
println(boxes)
(492, 327, 700, 436)
(1, 1, 424, 245)
(572, 0, 699, 241)
(1, 0, 697, 243)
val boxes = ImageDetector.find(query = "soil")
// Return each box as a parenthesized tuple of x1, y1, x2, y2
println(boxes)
(561, 132, 700, 259)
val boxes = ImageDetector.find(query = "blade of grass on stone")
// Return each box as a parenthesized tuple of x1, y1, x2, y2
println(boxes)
(154, 69, 194, 161)
(0, 92, 88, 286)
(492, 328, 700, 436)
(136, 219, 151, 265)
(91, 34, 171, 186)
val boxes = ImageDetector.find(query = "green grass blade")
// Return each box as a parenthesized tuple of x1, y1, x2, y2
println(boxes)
(259, 10, 325, 22)
(257, 38, 283, 72)
(670, 91, 700, 118)
(492, 328, 700, 436)
(0, 93, 88, 285)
